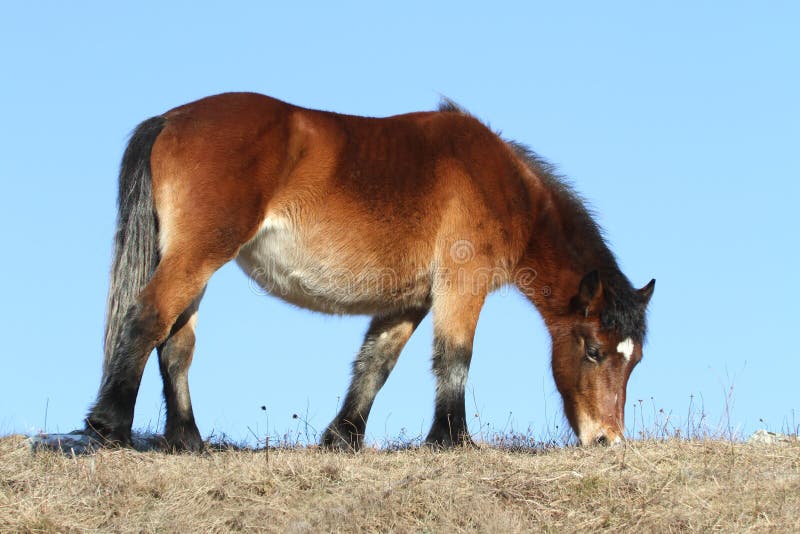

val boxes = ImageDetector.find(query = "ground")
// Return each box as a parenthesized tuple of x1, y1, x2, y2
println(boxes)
(1, 435, 798, 532)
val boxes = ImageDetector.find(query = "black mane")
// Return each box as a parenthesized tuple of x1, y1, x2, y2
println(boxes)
(438, 98, 648, 342)
(437, 97, 467, 114)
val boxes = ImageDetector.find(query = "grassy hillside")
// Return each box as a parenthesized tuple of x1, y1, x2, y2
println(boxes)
(2, 435, 798, 532)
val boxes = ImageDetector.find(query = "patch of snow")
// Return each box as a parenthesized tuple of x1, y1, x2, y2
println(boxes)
(747, 429, 800, 445)
(28, 431, 165, 454)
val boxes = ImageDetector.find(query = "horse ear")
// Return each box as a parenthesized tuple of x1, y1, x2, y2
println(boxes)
(576, 271, 603, 315)
(638, 279, 656, 306)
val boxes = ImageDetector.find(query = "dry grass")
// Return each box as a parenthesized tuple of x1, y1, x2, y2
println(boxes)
(2, 435, 799, 533)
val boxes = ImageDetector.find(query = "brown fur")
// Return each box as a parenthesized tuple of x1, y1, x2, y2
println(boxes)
(86, 92, 654, 449)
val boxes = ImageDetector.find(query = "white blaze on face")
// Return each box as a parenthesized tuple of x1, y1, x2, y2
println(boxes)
(617, 337, 634, 361)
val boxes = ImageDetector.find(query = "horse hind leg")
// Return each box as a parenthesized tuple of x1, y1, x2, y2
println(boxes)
(86, 253, 225, 447)
(156, 289, 205, 452)
(322, 306, 428, 451)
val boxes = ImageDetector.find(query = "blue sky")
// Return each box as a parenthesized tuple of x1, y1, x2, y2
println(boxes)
(1, 2, 797, 445)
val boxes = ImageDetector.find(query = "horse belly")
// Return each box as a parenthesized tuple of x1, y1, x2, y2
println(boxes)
(235, 215, 430, 315)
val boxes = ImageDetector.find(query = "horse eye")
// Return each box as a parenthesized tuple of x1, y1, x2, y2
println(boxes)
(585, 345, 603, 363)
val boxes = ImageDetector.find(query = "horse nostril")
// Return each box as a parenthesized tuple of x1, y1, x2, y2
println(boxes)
(595, 435, 608, 446)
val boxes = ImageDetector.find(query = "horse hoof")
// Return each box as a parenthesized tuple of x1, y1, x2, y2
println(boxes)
(424, 431, 476, 450)
(83, 419, 132, 448)
(164, 427, 204, 453)
(320, 428, 362, 452)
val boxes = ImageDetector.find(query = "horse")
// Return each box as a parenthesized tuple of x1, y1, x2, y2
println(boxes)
(85, 92, 654, 452)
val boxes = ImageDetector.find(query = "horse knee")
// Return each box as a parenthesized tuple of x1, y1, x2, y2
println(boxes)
(109, 300, 175, 367)
(128, 301, 173, 346)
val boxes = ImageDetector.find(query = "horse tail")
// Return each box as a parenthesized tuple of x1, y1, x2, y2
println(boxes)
(103, 116, 167, 369)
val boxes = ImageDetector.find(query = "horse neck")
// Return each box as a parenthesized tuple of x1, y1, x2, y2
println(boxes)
(515, 173, 623, 326)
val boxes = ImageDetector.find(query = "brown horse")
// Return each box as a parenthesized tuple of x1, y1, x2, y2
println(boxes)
(86, 92, 654, 451)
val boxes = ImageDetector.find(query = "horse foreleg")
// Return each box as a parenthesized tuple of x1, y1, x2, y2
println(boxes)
(425, 290, 485, 448)
(322, 306, 428, 451)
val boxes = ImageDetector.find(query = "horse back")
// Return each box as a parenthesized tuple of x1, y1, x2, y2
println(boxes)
(149, 93, 534, 312)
